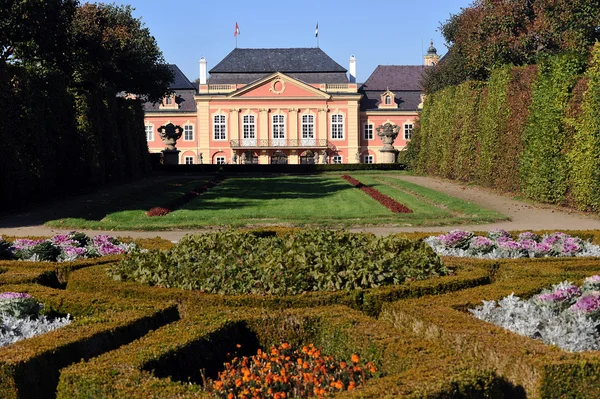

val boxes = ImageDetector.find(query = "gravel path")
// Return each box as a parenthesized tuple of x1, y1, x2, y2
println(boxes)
(1, 174, 600, 240)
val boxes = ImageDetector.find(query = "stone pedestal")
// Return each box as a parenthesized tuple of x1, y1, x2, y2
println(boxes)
(162, 150, 180, 165)
(379, 149, 398, 164)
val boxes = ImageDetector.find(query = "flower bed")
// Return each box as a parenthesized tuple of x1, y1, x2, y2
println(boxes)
(0, 232, 136, 262)
(1, 292, 71, 348)
(340, 175, 412, 213)
(109, 230, 447, 295)
(471, 276, 600, 352)
(425, 229, 600, 258)
(205, 343, 376, 398)
(146, 175, 226, 217)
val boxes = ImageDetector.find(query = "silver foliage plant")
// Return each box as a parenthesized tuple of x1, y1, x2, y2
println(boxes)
(424, 229, 600, 259)
(470, 278, 600, 352)
(0, 292, 71, 348)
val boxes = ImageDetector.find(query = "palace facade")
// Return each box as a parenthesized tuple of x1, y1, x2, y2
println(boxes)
(143, 44, 439, 165)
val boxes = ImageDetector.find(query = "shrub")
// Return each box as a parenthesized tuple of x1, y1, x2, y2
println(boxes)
(109, 230, 447, 295)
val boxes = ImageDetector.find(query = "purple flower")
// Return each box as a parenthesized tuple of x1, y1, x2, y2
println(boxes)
(560, 237, 582, 255)
(532, 242, 553, 256)
(553, 286, 581, 301)
(570, 293, 600, 313)
(10, 239, 44, 251)
(63, 246, 87, 257)
(519, 239, 538, 251)
(96, 243, 125, 256)
(517, 232, 540, 242)
(497, 240, 523, 251)
(0, 292, 32, 300)
(586, 276, 600, 283)
(487, 229, 511, 241)
(439, 230, 473, 249)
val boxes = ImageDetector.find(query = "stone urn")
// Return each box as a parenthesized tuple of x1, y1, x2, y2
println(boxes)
(157, 123, 183, 165)
(158, 123, 183, 151)
(376, 122, 400, 163)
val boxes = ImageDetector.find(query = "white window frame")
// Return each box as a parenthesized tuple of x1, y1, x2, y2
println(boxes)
(331, 114, 344, 140)
(213, 115, 226, 141)
(364, 155, 374, 164)
(404, 123, 414, 140)
(145, 125, 154, 142)
(242, 115, 256, 139)
(215, 156, 226, 165)
(184, 156, 194, 165)
(301, 114, 314, 139)
(184, 125, 194, 141)
(332, 155, 343, 164)
(272, 114, 286, 139)
(364, 123, 373, 140)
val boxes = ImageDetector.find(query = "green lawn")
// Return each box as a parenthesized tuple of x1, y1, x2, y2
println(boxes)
(45, 174, 508, 230)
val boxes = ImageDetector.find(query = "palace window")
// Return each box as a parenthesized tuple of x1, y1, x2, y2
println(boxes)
(331, 114, 344, 139)
(404, 123, 414, 140)
(215, 156, 226, 164)
(364, 155, 374, 164)
(243, 115, 256, 139)
(301, 115, 314, 139)
(166, 96, 173, 105)
(145, 125, 154, 142)
(385, 95, 391, 105)
(184, 125, 194, 141)
(364, 124, 373, 140)
(332, 155, 342, 164)
(272, 114, 285, 139)
(184, 156, 194, 165)
(213, 115, 226, 140)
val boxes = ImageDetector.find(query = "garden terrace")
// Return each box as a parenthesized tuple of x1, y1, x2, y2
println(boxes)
(2, 230, 600, 397)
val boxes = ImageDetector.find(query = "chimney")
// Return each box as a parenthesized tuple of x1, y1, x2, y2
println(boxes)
(349, 55, 356, 83)
(199, 57, 207, 85)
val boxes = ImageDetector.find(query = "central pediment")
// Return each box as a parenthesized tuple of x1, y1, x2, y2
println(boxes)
(227, 73, 331, 99)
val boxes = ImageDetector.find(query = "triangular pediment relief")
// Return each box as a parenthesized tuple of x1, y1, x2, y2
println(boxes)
(228, 73, 331, 99)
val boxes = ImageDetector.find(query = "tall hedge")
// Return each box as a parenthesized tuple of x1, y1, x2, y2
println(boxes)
(519, 54, 586, 204)
(567, 43, 600, 211)
(410, 52, 600, 208)
(0, 69, 149, 209)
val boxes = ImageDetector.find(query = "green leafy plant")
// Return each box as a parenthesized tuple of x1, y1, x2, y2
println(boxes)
(109, 230, 448, 295)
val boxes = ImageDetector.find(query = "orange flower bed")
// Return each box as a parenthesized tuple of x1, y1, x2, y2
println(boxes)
(205, 343, 376, 399)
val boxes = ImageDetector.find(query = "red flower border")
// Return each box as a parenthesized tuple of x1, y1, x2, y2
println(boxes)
(341, 175, 412, 213)
(146, 175, 226, 217)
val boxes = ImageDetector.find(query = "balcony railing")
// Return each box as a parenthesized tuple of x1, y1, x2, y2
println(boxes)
(230, 138, 331, 149)
(207, 84, 236, 93)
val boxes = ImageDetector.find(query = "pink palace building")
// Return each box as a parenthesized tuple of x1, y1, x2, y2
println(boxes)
(143, 44, 439, 165)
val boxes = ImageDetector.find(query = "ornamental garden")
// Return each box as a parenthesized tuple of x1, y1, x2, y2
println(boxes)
(5, 174, 600, 397)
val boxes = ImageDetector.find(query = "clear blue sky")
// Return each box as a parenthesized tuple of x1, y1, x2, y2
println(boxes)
(108, 0, 474, 83)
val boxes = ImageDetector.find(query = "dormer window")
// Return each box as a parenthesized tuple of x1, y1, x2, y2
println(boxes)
(160, 94, 178, 109)
(379, 90, 398, 109)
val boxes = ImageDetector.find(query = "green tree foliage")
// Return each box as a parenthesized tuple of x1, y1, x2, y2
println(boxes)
(71, 3, 172, 102)
(423, 0, 600, 93)
(0, 1, 171, 209)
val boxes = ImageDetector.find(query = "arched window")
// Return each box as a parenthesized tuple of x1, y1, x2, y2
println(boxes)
(385, 95, 391, 105)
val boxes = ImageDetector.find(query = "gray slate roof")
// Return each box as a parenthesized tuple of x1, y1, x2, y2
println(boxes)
(359, 65, 426, 111)
(169, 64, 196, 90)
(207, 71, 348, 85)
(210, 48, 347, 74)
(143, 89, 197, 112)
(360, 65, 426, 91)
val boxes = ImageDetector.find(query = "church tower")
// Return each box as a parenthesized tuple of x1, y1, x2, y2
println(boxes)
(424, 41, 440, 66)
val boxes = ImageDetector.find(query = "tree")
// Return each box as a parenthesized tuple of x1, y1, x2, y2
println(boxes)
(70, 3, 172, 101)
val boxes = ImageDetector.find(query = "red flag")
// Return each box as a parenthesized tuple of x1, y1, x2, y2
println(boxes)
(234, 22, 240, 37)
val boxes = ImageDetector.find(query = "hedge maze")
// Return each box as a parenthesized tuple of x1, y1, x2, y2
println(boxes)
(2, 232, 600, 398)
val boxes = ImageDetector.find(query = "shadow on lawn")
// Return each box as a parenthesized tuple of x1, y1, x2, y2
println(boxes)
(0, 175, 363, 227)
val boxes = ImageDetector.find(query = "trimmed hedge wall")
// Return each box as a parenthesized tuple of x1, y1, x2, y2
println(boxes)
(410, 44, 600, 209)
(153, 162, 407, 174)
